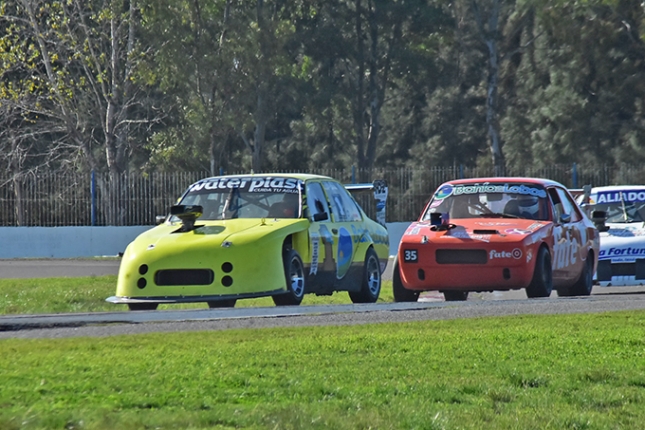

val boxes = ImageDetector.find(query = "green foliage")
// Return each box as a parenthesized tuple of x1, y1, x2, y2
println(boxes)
(2, 312, 645, 429)
(3, 0, 645, 176)
(502, 0, 645, 171)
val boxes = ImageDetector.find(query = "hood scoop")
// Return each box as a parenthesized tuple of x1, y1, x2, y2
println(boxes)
(170, 205, 204, 232)
(472, 229, 500, 235)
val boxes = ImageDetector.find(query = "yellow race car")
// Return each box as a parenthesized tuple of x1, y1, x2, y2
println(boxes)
(106, 174, 389, 310)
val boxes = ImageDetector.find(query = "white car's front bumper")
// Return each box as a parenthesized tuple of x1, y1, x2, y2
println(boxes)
(595, 258, 645, 286)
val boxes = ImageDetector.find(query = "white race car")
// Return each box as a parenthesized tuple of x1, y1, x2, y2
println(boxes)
(580, 185, 645, 286)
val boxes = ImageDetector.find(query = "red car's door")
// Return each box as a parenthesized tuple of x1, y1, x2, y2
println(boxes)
(547, 186, 587, 286)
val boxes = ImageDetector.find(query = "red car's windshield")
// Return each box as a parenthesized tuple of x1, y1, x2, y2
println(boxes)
(421, 182, 550, 221)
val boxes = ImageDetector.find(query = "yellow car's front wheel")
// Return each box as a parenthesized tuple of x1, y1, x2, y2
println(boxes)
(272, 249, 305, 306)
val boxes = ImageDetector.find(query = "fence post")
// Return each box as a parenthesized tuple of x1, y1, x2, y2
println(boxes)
(91, 170, 97, 226)
(351, 165, 356, 183)
(572, 163, 578, 188)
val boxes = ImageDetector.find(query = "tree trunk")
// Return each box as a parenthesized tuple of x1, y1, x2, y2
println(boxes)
(485, 38, 505, 176)
(354, 0, 367, 175)
(472, 0, 506, 176)
(9, 135, 25, 226)
(252, 0, 270, 173)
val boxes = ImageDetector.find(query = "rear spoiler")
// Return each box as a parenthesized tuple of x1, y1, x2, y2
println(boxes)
(345, 179, 388, 226)
(569, 184, 592, 205)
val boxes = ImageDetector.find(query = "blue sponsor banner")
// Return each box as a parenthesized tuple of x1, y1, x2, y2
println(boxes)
(595, 190, 645, 204)
(435, 183, 547, 199)
(599, 246, 645, 258)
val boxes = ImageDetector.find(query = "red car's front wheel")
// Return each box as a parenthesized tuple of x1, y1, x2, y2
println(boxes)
(392, 258, 420, 302)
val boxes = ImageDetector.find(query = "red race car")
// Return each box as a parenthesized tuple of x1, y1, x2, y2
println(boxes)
(393, 177, 600, 301)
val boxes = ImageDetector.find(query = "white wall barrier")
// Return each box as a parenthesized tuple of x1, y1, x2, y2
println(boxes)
(0, 222, 412, 259)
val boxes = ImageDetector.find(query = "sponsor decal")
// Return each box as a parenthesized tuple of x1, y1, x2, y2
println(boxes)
(489, 248, 523, 260)
(434, 185, 454, 199)
(607, 227, 645, 237)
(528, 230, 547, 245)
(406, 225, 422, 235)
(336, 227, 353, 279)
(449, 183, 547, 198)
(317, 225, 336, 273)
(599, 247, 645, 258)
(526, 249, 533, 263)
(189, 177, 303, 193)
(527, 222, 545, 231)
(505, 228, 531, 235)
(596, 191, 645, 204)
(310, 236, 320, 275)
(552, 228, 578, 270)
(475, 222, 514, 226)
(448, 230, 492, 242)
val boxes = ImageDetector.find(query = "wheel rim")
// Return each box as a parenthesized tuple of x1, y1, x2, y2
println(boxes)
(289, 258, 305, 298)
(366, 255, 381, 296)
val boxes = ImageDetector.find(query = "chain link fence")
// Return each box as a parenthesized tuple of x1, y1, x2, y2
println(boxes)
(2, 164, 644, 226)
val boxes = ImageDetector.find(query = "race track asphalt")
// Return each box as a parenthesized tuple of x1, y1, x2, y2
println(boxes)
(2, 258, 645, 339)
(0, 258, 122, 279)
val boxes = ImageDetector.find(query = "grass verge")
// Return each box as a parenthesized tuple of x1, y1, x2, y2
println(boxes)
(2, 312, 645, 429)
(0, 276, 395, 315)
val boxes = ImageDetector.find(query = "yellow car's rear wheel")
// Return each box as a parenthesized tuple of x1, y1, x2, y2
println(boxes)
(349, 247, 381, 303)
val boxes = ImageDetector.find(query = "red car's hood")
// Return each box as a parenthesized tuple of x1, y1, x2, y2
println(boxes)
(403, 219, 550, 242)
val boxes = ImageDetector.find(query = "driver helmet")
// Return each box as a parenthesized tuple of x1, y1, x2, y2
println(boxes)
(516, 195, 540, 219)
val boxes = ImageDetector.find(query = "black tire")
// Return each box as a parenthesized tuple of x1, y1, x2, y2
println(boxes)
(349, 247, 382, 303)
(392, 258, 419, 302)
(559, 255, 593, 297)
(526, 246, 553, 298)
(207, 299, 237, 308)
(442, 290, 469, 301)
(272, 249, 305, 306)
(127, 303, 158, 311)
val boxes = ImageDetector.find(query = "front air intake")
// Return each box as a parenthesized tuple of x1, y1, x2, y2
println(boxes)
(436, 249, 487, 264)
(155, 269, 214, 286)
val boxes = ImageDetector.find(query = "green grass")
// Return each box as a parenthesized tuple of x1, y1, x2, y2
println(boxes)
(2, 312, 645, 429)
(3, 276, 645, 429)
(0, 276, 396, 315)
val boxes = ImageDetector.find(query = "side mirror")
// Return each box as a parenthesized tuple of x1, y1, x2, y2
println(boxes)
(559, 213, 572, 224)
(591, 210, 610, 232)
(429, 212, 454, 231)
(155, 215, 167, 225)
(313, 212, 329, 222)
(170, 205, 203, 232)
(430, 212, 442, 226)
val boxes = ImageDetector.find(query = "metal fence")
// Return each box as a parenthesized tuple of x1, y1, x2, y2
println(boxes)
(2, 163, 645, 226)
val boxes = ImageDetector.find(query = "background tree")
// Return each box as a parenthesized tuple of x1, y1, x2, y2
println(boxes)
(501, 0, 645, 174)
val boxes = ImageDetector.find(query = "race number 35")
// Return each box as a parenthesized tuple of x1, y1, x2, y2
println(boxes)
(403, 249, 418, 262)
